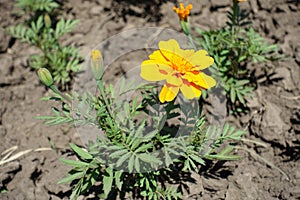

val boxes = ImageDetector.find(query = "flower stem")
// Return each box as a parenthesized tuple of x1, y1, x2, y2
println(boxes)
(96, 80, 114, 119)
(49, 85, 72, 104)
(187, 33, 197, 51)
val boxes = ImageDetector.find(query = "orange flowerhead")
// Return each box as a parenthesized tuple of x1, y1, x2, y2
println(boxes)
(140, 39, 216, 103)
(173, 3, 193, 21)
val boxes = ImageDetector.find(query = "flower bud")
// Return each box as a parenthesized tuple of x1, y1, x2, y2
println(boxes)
(173, 3, 192, 35)
(180, 19, 191, 35)
(44, 14, 51, 28)
(37, 68, 54, 87)
(91, 49, 104, 80)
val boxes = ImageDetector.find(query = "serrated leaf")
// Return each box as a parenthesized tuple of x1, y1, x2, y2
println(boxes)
(89, 168, 100, 186)
(141, 191, 147, 196)
(138, 153, 161, 165)
(58, 171, 84, 184)
(189, 154, 205, 165)
(134, 156, 140, 172)
(182, 159, 190, 171)
(158, 114, 167, 131)
(220, 145, 235, 156)
(59, 158, 89, 168)
(51, 107, 60, 116)
(116, 152, 131, 167)
(145, 178, 150, 190)
(236, 92, 245, 104)
(103, 167, 113, 197)
(236, 80, 250, 86)
(229, 130, 245, 140)
(227, 126, 236, 137)
(164, 150, 173, 166)
(110, 148, 128, 159)
(130, 137, 142, 151)
(230, 88, 236, 103)
(134, 143, 152, 153)
(142, 130, 158, 142)
(118, 77, 126, 95)
(114, 170, 123, 190)
(69, 143, 93, 160)
(223, 123, 229, 136)
(128, 154, 134, 173)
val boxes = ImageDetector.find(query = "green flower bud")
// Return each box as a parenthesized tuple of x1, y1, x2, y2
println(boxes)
(37, 68, 54, 87)
(180, 19, 191, 35)
(91, 50, 104, 80)
(44, 14, 51, 28)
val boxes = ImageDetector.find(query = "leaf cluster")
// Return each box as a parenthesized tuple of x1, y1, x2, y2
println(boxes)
(15, 0, 59, 14)
(8, 0, 81, 86)
(194, 2, 280, 113)
(40, 77, 245, 199)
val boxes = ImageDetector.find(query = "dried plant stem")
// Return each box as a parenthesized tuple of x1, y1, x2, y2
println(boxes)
(280, 95, 300, 100)
(0, 146, 52, 166)
(241, 138, 269, 148)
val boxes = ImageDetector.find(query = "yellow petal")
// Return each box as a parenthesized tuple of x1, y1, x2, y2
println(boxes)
(180, 80, 201, 99)
(190, 83, 202, 97)
(183, 71, 216, 89)
(141, 60, 173, 81)
(159, 84, 179, 103)
(187, 50, 214, 70)
(197, 72, 216, 89)
(166, 73, 183, 86)
(149, 50, 171, 66)
(143, 59, 174, 73)
(159, 39, 181, 53)
(181, 49, 195, 59)
(158, 39, 185, 62)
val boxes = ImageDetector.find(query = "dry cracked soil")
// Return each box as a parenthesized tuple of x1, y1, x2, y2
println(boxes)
(0, 0, 299, 199)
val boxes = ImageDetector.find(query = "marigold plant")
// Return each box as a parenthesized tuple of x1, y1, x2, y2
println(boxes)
(38, 38, 245, 199)
(34, 2, 253, 199)
(8, 0, 81, 87)
(174, 1, 280, 113)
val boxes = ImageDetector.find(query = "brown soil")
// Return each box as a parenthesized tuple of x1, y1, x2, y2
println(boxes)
(0, 0, 299, 199)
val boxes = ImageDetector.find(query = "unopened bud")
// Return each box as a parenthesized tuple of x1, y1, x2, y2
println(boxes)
(180, 19, 191, 35)
(91, 49, 104, 80)
(44, 14, 51, 28)
(37, 68, 54, 87)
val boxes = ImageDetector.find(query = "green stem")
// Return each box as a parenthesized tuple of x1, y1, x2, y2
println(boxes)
(49, 85, 72, 104)
(187, 33, 197, 51)
(96, 80, 114, 119)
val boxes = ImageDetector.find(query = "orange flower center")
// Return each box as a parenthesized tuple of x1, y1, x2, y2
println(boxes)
(170, 53, 194, 74)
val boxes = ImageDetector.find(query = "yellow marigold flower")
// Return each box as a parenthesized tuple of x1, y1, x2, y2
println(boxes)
(173, 3, 193, 21)
(140, 39, 216, 103)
